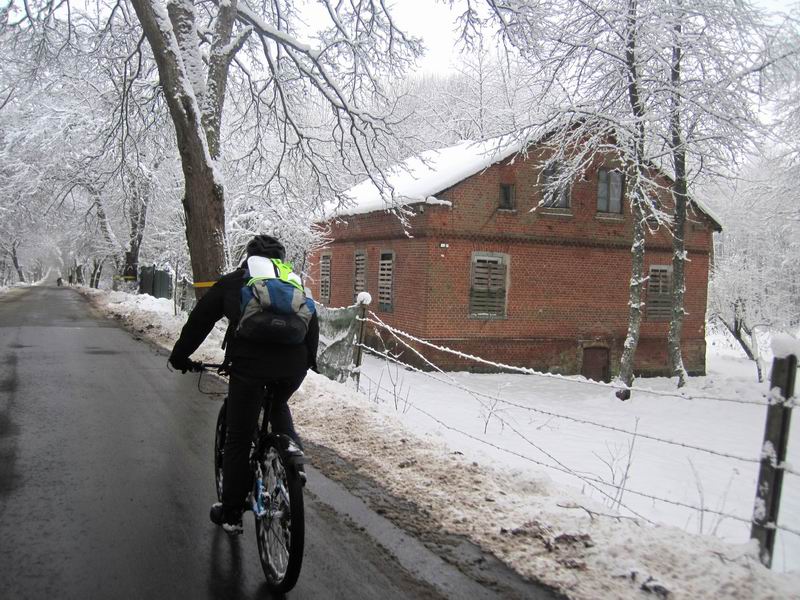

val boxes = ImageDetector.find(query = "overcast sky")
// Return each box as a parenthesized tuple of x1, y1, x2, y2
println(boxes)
(385, 0, 798, 75)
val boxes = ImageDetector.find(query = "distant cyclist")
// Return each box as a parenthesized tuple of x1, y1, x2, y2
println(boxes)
(169, 235, 319, 534)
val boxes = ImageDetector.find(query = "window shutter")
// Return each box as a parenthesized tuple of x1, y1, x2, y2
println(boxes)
(320, 254, 331, 304)
(646, 265, 672, 320)
(378, 252, 393, 311)
(470, 256, 507, 317)
(353, 252, 366, 302)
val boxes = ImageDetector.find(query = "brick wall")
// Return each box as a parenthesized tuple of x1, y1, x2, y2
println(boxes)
(307, 149, 716, 377)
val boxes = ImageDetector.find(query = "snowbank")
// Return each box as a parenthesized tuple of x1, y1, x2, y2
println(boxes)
(80, 287, 800, 599)
(79, 287, 227, 365)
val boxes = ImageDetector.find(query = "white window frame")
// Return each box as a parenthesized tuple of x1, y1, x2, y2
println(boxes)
(597, 168, 624, 214)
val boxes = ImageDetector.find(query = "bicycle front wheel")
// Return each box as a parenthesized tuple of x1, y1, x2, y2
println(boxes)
(255, 442, 305, 593)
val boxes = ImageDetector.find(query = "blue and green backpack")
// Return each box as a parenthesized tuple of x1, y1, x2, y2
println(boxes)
(237, 259, 316, 345)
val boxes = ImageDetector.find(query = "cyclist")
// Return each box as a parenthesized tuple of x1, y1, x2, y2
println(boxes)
(168, 235, 319, 535)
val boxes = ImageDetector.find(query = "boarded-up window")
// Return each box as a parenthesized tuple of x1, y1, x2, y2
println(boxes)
(646, 265, 672, 321)
(320, 254, 331, 304)
(470, 254, 508, 318)
(378, 252, 394, 311)
(353, 251, 366, 302)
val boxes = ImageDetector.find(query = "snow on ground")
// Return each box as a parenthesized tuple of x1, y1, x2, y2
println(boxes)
(355, 338, 800, 573)
(80, 287, 800, 599)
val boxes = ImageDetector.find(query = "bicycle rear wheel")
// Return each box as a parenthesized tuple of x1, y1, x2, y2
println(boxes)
(255, 440, 305, 593)
(214, 400, 226, 502)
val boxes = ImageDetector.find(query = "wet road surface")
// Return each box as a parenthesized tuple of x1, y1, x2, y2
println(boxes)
(0, 286, 559, 600)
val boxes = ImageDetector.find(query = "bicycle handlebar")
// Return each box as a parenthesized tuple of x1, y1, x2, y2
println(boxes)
(193, 362, 224, 372)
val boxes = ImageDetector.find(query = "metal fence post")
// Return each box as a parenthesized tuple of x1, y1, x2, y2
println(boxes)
(751, 353, 797, 568)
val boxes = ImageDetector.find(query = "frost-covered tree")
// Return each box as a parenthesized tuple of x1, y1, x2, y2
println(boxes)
(126, 0, 422, 295)
(456, 0, 772, 388)
(708, 5, 800, 381)
(707, 155, 800, 381)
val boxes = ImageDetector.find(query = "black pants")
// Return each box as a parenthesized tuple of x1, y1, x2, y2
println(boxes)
(222, 371, 305, 518)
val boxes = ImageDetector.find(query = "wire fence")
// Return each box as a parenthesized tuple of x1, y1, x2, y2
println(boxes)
(348, 309, 799, 542)
(363, 315, 774, 408)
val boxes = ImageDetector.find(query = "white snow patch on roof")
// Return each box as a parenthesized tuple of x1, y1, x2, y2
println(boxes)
(330, 137, 524, 218)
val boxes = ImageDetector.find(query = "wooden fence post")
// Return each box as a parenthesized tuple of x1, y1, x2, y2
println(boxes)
(351, 299, 369, 389)
(750, 353, 797, 568)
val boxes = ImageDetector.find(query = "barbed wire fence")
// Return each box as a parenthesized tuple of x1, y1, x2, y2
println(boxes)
(315, 302, 798, 567)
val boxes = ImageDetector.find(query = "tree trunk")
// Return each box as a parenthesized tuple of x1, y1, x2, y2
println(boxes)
(618, 198, 646, 390)
(11, 241, 25, 283)
(667, 2, 688, 387)
(617, 0, 647, 394)
(91, 258, 104, 289)
(181, 163, 227, 298)
(130, 0, 245, 299)
(123, 171, 150, 281)
(719, 300, 765, 382)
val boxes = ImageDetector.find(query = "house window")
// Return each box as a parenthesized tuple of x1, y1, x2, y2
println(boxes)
(499, 184, 515, 210)
(470, 253, 508, 318)
(597, 168, 623, 213)
(541, 162, 570, 209)
(319, 254, 331, 304)
(646, 265, 672, 321)
(353, 251, 366, 302)
(378, 251, 394, 311)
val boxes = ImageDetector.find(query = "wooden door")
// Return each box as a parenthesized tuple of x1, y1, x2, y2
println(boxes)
(582, 347, 610, 383)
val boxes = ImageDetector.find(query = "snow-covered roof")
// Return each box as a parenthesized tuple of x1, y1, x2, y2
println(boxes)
(688, 197, 723, 231)
(330, 136, 722, 231)
(330, 137, 524, 218)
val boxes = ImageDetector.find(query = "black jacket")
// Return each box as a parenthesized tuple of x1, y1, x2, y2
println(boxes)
(170, 268, 319, 379)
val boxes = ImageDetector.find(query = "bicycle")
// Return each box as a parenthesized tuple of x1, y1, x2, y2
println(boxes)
(200, 363, 307, 593)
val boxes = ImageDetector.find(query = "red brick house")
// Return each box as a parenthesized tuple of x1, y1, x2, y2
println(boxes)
(306, 139, 721, 380)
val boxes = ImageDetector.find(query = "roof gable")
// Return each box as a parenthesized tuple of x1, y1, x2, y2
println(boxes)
(331, 137, 524, 218)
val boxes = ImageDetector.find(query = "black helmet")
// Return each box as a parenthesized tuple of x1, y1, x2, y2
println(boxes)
(245, 234, 285, 260)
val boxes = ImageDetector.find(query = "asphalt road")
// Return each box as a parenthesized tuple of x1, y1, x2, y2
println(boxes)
(0, 286, 560, 600)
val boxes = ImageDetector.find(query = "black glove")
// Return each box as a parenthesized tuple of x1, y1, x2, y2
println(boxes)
(170, 355, 201, 373)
